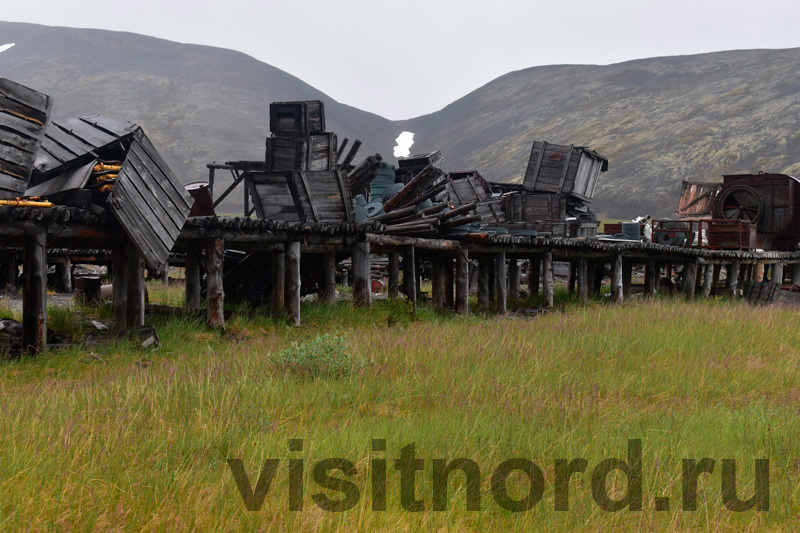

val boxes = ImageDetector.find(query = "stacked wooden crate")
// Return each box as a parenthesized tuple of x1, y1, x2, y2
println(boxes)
(252, 101, 352, 223)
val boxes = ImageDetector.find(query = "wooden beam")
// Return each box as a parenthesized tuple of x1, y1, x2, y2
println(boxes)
(205, 238, 225, 329)
(22, 231, 47, 353)
(352, 241, 371, 307)
(682, 262, 698, 299)
(611, 254, 623, 304)
(185, 245, 202, 311)
(456, 249, 469, 315)
(726, 263, 740, 293)
(403, 246, 416, 310)
(431, 255, 445, 311)
(495, 252, 507, 315)
(577, 257, 588, 302)
(702, 262, 714, 298)
(322, 252, 337, 305)
(285, 241, 301, 324)
(126, 240, 146, 328)
(388, 252, 400, 299)
(753, 262, 765, 282)
(543, 251, 554, 308)
(113, 245, 128, 328)
(271, 251, 285, 315)
(645, 257, 657, 296)
(508, 259, 520, 307)
(478, 256, 490, 308)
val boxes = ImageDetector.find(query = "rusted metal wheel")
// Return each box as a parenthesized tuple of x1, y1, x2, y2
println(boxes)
(717, 185, 763, 223)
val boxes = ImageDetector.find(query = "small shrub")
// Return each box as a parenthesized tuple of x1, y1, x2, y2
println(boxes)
(273, 333, 361, 378)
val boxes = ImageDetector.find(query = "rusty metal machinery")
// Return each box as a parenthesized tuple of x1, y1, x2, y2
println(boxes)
(713, 173, 800, 250)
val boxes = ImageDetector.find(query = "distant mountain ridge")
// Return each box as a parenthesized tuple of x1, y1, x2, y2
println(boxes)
(2, 21, 799, 217)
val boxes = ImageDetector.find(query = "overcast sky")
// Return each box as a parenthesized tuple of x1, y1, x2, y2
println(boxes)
(3, 0, 799, 119)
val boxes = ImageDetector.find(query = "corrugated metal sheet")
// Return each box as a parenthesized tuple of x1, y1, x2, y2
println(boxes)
(109, 129, 193, 270)
(0, 77, 52, 198)
(676, 180, 721, 218)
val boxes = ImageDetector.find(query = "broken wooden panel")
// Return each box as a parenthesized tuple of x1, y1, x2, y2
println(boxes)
(677, 180, 721, 218)
(32, 114, 138, 182)
(446, 170, 506, 225)
(269, 101, 325, 138)
(108, 129, 193, 270)
(248, 170, 352, 223)
(522, 141, 608, 201)
(0, 77, 52, 198)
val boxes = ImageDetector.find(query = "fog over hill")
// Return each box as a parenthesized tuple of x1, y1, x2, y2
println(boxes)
(3, 21, 799, 217)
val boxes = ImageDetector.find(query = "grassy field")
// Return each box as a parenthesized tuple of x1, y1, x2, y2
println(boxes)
(1, 285, 799, 531)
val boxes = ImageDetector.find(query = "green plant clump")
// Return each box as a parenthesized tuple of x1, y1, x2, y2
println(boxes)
(273, 333, 360, 378)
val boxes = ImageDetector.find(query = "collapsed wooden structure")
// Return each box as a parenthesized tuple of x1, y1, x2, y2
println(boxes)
(4, 76, 800, 355)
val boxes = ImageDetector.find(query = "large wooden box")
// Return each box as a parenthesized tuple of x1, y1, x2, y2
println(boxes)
(502, 192, 567, 222)
(265, 133, 337, 172)
(248, 170, 352, 223)
(522, 141, 607, 201)
(269, 101, 325, 137)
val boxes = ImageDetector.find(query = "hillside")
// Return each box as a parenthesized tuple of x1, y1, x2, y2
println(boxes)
(400, 49, 800, 217)
(0, 21, 402, 212)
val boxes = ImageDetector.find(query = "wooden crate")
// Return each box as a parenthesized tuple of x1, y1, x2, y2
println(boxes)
(502, 192, 567, 222)
(0, 77, 52, 197)
(269, 101, 325, 137)
(248, 170, 352, 223)
(307, 133, 337, 172)
(265, 137, 306, 172)
(446, 170, 505, 225)
(522, 141, 607, 201)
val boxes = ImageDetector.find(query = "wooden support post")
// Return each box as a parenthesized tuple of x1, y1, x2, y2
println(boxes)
(322, 252, 337, 304)
(478, 256, 490, 308)
(577, 257, 588, 303)
(352, 241, 371, 307)
(431, 255, 445, 311)
(753, 262, 765, 282)
(543, 251, 554, 308)
(792, 263, 800, 285)
(611, 254, 623, 304)
(494, 252, 507, 314)
(284, 241, 301, 324)
(54, 259, 72, 293)
(185, 245, 202, 311)
(739, 264, 748, 290)
(22, 231, 47, 353)
(271, 251, 285, 315)
(567, 261, 577, 294)
(681, 262, 698, 299)
(403, 246, 416, 310)
(205, 238, 225, 329)
(125, 241, 146, 328)
(772, 262, 784, 284)
(702, 262, 714, 298)
(444, 257, 455, 308)
(508, 259, 520, 307)
(488, 260, 496, 303)
(622, 259, 632, 298)
(645, 257, 657, 296)
(726, 263, 740, 293)
(712, 264, 721, 288)
(455, 249, 469, 315)
(528, 257, 540, 297)
(388, 252, 400, 298)
(113, 246, 128, 328)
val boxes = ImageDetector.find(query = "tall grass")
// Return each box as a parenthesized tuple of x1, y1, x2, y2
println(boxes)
(0, 296, 798, 530)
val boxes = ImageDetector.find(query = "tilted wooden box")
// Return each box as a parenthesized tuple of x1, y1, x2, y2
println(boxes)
(522, 141, 608, 202)
(248, 170, 352, 223)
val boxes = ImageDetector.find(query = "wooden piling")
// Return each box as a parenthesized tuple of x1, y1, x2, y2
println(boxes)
(55, 259, 72, 293)
(403, 245, 416, 310)
(702, 262, 714, 298)
(494, 252, 507, 314)
(508, 259, 520, 307)
(322, 252, 337, 304)
(577, 257, 588, 303)
(543, 251, 554, 308)
(205, 238, 225, 329)
(271, 251, 285, 315)
(681, 262, 698, 299)
(611, 254, 623, 304)
(185, 245, 202, 311)
(645, 258, 657, 296)
(285, 241, 301, 324)
(753, 262, 765, 282)
(352, 241, 371, 307)
(455, 249, 469, 315)
(388, 252, 400, 298)
(726, 263, 740, 293)
(712, 264, 721, 288)
(772, 262, 784, 284)
(622, 259, 632, 298)
(478, 256, 490, 308)
(431, 254, 445, 311)
(22, 231, 47, 353)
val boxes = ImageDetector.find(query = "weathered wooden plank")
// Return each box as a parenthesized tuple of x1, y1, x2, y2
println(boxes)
(55, 117, 118, 148)
(79, 115, 137, 138)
